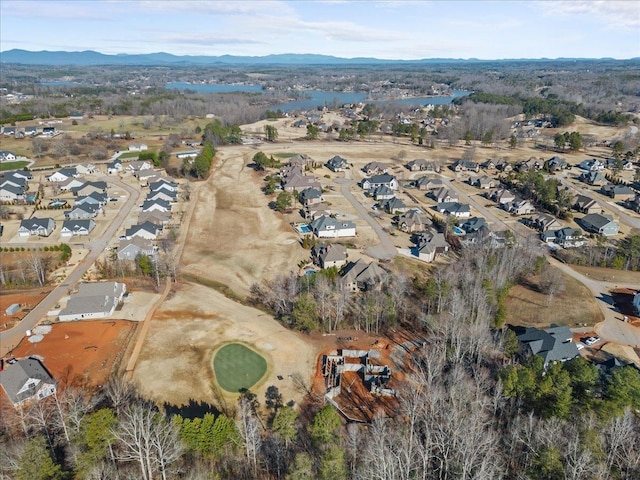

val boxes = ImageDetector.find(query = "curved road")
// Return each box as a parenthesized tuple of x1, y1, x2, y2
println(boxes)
(0, 176, 141, 357)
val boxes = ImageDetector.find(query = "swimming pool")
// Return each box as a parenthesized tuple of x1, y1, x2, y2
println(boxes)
(295, 224, 311, 234)
(452, 226, 465, 236)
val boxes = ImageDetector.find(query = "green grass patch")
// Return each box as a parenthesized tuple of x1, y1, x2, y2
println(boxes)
(0, 161, 29, 171)
(273, 152, 297, 159)
(213, 343, 267, 393)
(117, 151, 140, 159)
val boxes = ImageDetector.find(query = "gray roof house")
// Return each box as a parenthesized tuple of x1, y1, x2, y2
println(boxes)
(362, 161, 389, 175)
(414, 176, 443, 191)
(527, 213, 561, 232)
(138, 210, 172, 225)
(18, 217, 55, 237)
(141, 199, 171, 213)
(117, 237, 157, 261)
(325, 155, 349, 172)
(0, 358, 56, 407)
(46, 167, 78, 182)
(304, 203, 332, 220)
(125, 221, 161, 240)
(381, 197, 408, 214)
(340, 259, 386, 292)
(371, 185, 395, 201)
(71, 181, 107, 197)
(361, 174, 398, 191)
(1, 175, 27, 189)
(601, 184, 635, 200)
(146, 189, 177, 203)
(64, 203, 99, 220)
(61, 219, 96, 236)
(411, 230, 449, 262)
(574, 194, 602, 214)
(580, 213, 619, 236)
(299, 187, 324, 206)
(76, 192, 108, 207)
(471, 176, 497, 189)
(0, 184, 25, 202)
(149, 179, 178, 193)
(282, 174, 322, 192)
(59, 281, 126, 322)
(406, 158, 440, 173)
(310, 215, 356, 238)
(437, 202, 471, 218)
(0, 150, 17, 162)
(580, 170, 607, 186)
(312, 243, 348, 269)
(450, 159, 479, 172)
(396, 210, 431, 233)
(432, 187, 459, 204)
(514, 325, 579, 367)
(107, 159, 123, 174)
(490, 188, 516, 205)
(459, 216, 486, 234)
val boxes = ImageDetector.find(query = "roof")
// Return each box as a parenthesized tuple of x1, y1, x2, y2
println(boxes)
(19, 217, 54, 230)
(61, 219, 95, 231)
(382, 197, 407, 211)
(299, 187, 323, 202)
(581, 213, 615, 229)
(310, 215, 355, 232)
(398, 210, 429, 227)
(364, 173, 396, 184)
(440, 202, 470, 215)
(0, 358, 55, 405)
(313, 243, 348, 264)
(459, 216, 486, 232)
(515, 325, 578, 365)
(341, 259, 386, 287)
(126, 221, 160, 237)
(0, 184, 24, 196)
(60, 282, 126, 318)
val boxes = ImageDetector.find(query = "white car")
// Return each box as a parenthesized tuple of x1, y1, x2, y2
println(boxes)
(585, 337, 600, 346)
(576, 342, 585, 350)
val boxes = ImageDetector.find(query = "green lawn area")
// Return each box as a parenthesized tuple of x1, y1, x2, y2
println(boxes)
(273, 152, 297, 159)
(117, 151, 140, 159)
(0, 161, 29, 171)
(213, 343, 267, 393)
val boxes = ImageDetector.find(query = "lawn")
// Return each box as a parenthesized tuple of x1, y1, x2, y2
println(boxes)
(213, 343, 267, 393)
(117, 151, 140, 159)
(273, 152, 298, 159)
(0, 161, 29, 171)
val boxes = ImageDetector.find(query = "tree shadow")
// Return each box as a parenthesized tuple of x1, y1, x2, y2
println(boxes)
(162, 399, 221, 419)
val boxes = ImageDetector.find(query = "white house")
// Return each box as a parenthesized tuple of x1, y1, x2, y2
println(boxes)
(0, 358, 57, 408)
(18, 218, 55, 237)
(125, 221, 160, 240)
(141, 199, 171, 213)
(0, 184, 25, 202)
(128, 143, 148, 152)
(309, 215, 356, 238)
(75, 163, 96, 175)
(46, 168, 78, 182)
(60, 219, 96, 236)
(0, 151, 17, 162)
(58, 282, 126, 321)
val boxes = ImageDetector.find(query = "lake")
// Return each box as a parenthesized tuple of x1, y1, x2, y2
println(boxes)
(165, 82, 471, 112)
(40, 81, 84, 87)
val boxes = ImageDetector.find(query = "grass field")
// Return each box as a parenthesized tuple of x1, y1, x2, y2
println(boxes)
(117, 151, 140, 159)
(0, 161, 29, 171)
(213, 343, 268, 393)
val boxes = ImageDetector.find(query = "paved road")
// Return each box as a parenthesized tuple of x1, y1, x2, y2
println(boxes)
(0, 176, 141, 357)
(334, 174, 397, 260)
(548, 257, 640, 348)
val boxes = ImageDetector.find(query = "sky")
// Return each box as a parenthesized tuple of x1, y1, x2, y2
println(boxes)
(1, 0, 639, 60)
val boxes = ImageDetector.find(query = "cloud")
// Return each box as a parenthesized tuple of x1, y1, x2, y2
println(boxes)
(0, 0, 114, 20)
(538, 0, 640, 29)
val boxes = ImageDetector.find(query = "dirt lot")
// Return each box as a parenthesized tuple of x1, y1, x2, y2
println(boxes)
(131, 282, 319, 408)
(7, 320, 135, 389)
(506, 267, 604, 327)
(0, 289, 53, 332)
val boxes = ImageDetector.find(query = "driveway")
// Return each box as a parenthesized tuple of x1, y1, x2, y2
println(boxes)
(334, 174, 397, 260)
(0, 176, 141, 357)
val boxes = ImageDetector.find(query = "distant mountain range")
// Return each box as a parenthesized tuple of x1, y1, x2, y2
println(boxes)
(0, 49, 637, 66)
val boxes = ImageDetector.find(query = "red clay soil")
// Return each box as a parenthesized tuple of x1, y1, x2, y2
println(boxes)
(7, 320, 136, 390)
(0, 289, 53, 332)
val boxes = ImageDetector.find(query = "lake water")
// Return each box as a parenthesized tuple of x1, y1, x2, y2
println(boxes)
(40, 81, 84, 87)
(165, 82, 471, 112)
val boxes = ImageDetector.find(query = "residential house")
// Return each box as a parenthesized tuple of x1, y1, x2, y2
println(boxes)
(0, 184, 25, 202)
(406, 158, 440, 173)
(312, 243, 348, 269)
(503, 199, 535, 216)
(128, 143, 148, 152)
(481, 159, 496, 170)
(450, 159, 479, 173)
(3, 170, 32, 181)
(580, 170, 607, 186)
(283, 174, 321, 192)
(146, 190, 177, 204)
(309, 215, 356, 238)
(527, 213, 561, 232)
(41, 126, 56, 137)
(490, 188, 516, 205)
(437, 202, 471, 218)
(71, 181, 107, 197)
(299, 187, 324, 206)
(413, 176, 443, 191)
(495, 159, 513, 172)
(411, 230, 449, 262)
(0, 358, 56, 407)
(471, 175, 497, 189)
(117, 237, 157, 261)
(381, 197, 408, 214)
(623, 160, 634, 171)
(287, 154, 314, 169)
(361, 174, 399, 191)
(340, 259, 386, 292)
(58, 281, 126, 321)
(574, 194, 602, 214)
(554, 227, 586, 248)
(601, 184, 635, 201)
(513, 325, 579, 367)
(362, 161, 389, 175)
(396, 209, 431, 233)
(75, 163, 96, 175)
(431, 187, 458, 204)
(149, 179, 178, 193)
(304, 203, 332, 220)
(60, 219, 96, 236)
(459, 216, 486, 234)
(579, 159, 605, 171)
(546, 156, 568, 172)
(579, 214, 619, 236)
(76, 192, 108, 207)
(175, 150, 200, 160)
(141, 199, 171, 213)
(125, 160, 153, 176)
(138, 210, 171, 226)
(371, 185, 395, 201)
(65, 203, 99, 220)
(0, 175, 27, 190)
(0, 151, 17, 162)
(138, 169, 161, 185)
(107, 159, 123, 175)
(624, 194, 640, 214)
(516, 158, 543, 172)
(24, 126, 38, 136)
(2, 127, 16, 136)
(18, 218, 55, 237)
(58, 177, 86, 191)
(325, 155, 349, 172)
(125, 221, 161, 240)
(280, 165, 304, 181)
(46, 167, 78, 182)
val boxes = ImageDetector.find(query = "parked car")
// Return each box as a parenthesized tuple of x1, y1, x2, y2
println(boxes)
(585, 336, 600, 346)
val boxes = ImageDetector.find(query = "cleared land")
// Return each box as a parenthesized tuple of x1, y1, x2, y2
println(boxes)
(213, 343, 268, 393)
(8, 320, 135, 388)
(0, 289, 53, 332)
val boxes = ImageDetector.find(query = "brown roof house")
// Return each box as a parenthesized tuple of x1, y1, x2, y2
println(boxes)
(340, 259, 387, 292)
